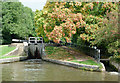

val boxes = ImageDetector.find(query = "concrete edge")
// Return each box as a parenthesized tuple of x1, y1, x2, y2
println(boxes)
(0, 56, 28, 64)
(100, 62, 106, 72)
(43, 58, 103, 72)
(3, 46, 18, 56)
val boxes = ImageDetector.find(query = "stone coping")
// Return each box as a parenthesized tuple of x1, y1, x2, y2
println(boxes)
(43, 58, 105, 72)
(0, 56, 27, 64)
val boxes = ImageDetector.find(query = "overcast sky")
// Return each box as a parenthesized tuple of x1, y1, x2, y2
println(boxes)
(19, 0, 47, 11)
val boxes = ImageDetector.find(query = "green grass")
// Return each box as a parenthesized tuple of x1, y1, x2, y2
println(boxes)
(70, 60, 102, 68)
(0, 55, 19, 59)
(0, 46, 16, 56)
(45, 46, 76, 60)
(45, 46, 102, 68)
(70, 60, 99, 65)
(0, 45, 19, 59)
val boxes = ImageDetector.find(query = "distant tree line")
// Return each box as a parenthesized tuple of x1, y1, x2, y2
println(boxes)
(1, 2, 36, 44)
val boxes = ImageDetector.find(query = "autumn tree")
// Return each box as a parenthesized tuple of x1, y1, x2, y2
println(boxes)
(35, 2, 118, 44)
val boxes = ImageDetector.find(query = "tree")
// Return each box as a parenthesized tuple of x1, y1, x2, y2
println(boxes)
(2, 2, 35, 44)
(35, 2, 118, 44)
(35, 1, 119, 57)
(92, 10, 119, 56)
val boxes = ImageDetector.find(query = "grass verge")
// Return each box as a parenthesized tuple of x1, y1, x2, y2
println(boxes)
(0, 45, 16, 57)
(69, 60, 102, 66)
(45, 46, 76, 60)
(45, 46, 102, 68)
(0, 55, 19, 59)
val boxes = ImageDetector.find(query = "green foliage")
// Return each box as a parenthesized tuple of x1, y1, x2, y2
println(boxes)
(36, 2, 119, 57)
(2, 2, 35, 44)
(34, 10, 49, 42)
(92, 10, 119, 56)
(76, 36, 86, 45)
(113, 56, 120, 63)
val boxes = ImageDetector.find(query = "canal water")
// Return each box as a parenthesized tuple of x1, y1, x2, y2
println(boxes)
(1, 59, 119, 81)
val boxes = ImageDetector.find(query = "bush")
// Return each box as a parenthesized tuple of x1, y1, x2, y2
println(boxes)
(92, 10, 119, 56)
(111, 55, 120, 63)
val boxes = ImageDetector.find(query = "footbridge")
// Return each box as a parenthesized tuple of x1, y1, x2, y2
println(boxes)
(23, 37, 45, 59)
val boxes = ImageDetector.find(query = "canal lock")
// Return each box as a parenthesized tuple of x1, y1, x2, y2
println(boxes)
(27, 43, 45, 59)
(25, 37, 119, 74)
(26, 37, 45, 59)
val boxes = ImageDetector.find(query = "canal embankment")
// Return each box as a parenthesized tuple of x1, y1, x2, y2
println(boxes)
(0, 45, 16, 57)
(0, 43, 28, 64)
(1, 43, 115, 73)
(44, 45, 105, 72)
(0, 56, 27, 64)
(43, 58, 105, 72)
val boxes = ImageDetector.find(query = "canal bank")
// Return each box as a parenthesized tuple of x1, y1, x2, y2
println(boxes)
(0, 43, 28, 64)
(44, 45, 106, 72)
(1, 59, 119, 81)
(2, 43, 119, 73)
(43, 58, 105, 72)
(0, 56, 27, 64)
(0, 43, 106, 72)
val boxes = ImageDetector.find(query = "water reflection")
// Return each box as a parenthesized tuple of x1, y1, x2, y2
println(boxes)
(1, 59, 119, 81)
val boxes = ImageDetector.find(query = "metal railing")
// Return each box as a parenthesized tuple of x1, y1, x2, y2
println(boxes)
(66, 43, 100, 63)
(28, 37, 43, 44)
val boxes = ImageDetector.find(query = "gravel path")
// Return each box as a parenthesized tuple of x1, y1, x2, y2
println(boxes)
(9, 43, 24, 56)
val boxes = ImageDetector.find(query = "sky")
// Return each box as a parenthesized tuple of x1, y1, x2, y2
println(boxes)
(19, 0, 47, 11)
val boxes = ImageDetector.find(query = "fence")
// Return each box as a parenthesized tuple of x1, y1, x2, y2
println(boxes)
(66, 43, 100, 63)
